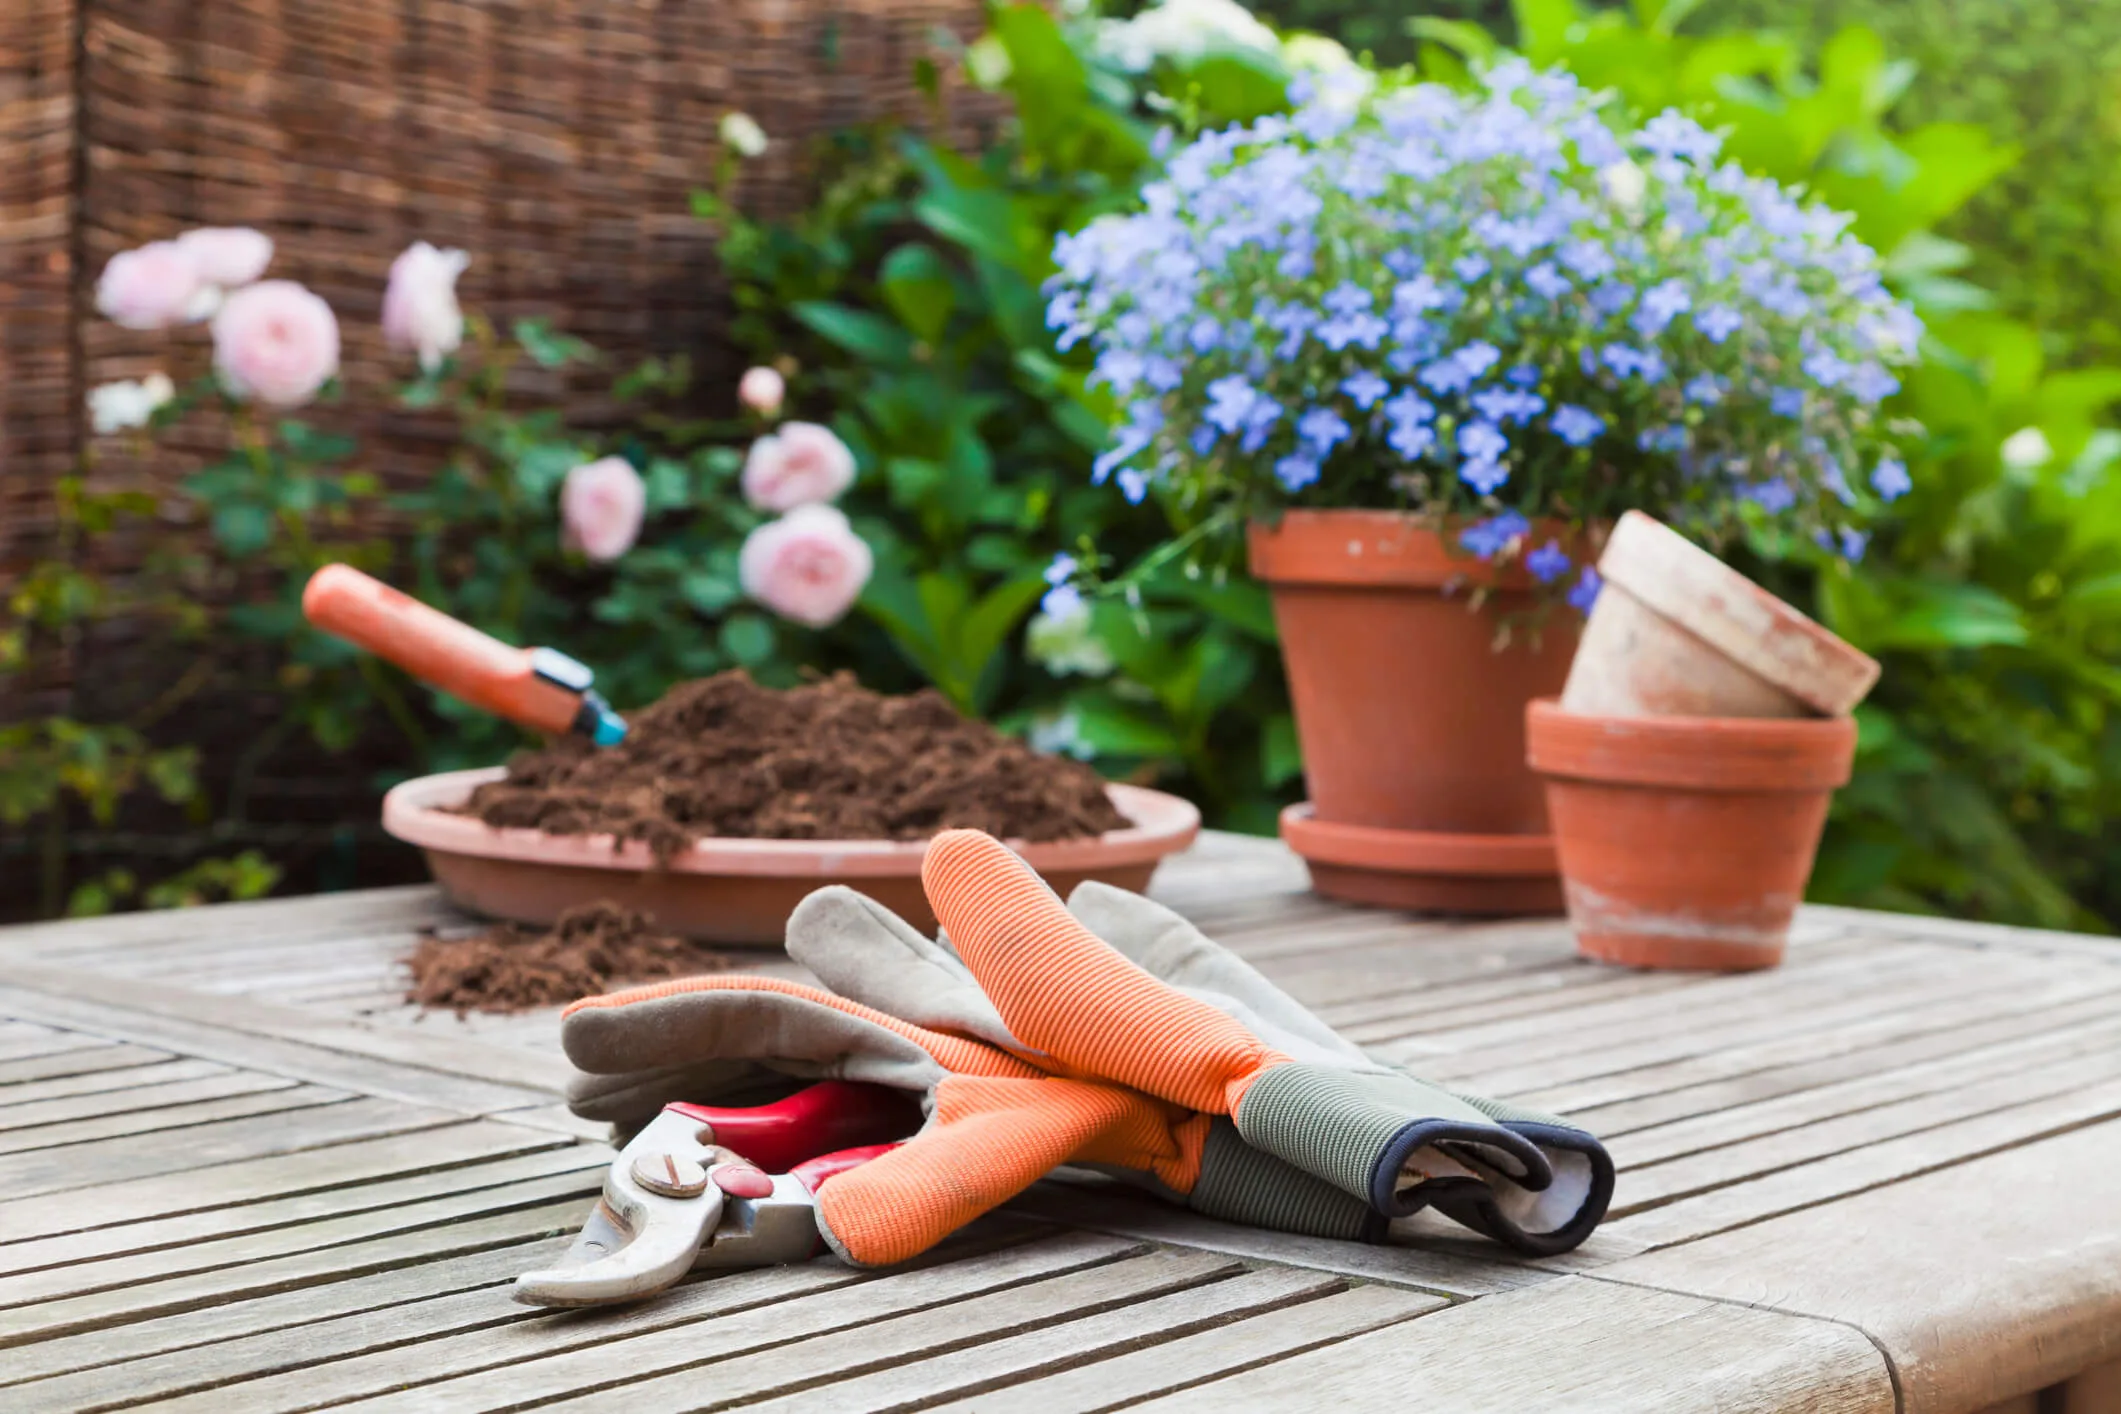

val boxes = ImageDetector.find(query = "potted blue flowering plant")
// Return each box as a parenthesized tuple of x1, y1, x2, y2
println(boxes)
(1048, 60, 1919, 912)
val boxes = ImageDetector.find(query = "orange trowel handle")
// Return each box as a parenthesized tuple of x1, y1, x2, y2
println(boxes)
(302, 564, 585, 738)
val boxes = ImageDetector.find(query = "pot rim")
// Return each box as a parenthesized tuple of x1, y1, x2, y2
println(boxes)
(1525, 698, 1857, 792)
(1597, 511, 1879, 715)
(1279, 802, 1558, 877)
(1248, 509, 1597, 591)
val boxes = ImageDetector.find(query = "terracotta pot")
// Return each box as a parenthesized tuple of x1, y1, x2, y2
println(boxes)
(1563, 510, 1879, 719)
(1249, 510, 1581, 915)
(1526, 700, 1857, 971)
(383, 768, 1200, 946)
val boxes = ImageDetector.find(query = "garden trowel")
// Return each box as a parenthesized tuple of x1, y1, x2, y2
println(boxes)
(302, 563, 629, 745)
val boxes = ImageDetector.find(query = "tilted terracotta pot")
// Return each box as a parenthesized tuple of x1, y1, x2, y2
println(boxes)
(1526, 700, 1857, 971)
(1249, 510, 1583, 915)
(1563, 510, 1879, 719)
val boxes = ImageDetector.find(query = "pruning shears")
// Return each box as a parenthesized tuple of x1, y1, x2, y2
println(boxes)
(515, 1080, 924, 1307)
(302, 563, 628, 746)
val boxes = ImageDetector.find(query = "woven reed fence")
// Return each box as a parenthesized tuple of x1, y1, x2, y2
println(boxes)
(0, 0, 992, 913)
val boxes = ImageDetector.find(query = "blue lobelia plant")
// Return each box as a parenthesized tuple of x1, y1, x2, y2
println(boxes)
(1045, 58, 1926, 607)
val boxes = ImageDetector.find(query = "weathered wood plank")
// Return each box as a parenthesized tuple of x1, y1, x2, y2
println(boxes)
(2061, 1358, 2121, 1414)
(1609, 1074, 2121, 1248)
(0, 1027, 105, 1064)
(0, 1197, 589, 1349)
(1603, 1119, 2121, 1414)
(0, 1237, 568, 1393)
(0, 967, 568, 1109)
(518, 1249, 1246, 1414)
(1124, 1277, 1894, 1414)
(1557, 985, 2121, 1136)
(0, 1057, 229, 1111)
(920, 1282, 1446, 1414)
(0, 885, 448, 960)
(0, 1161, 602, 1315)
(1004, 1180, 1550, 1297)
(684, 1265, 1351, 1414)
(0, 1120, 572, 1246)
(0, 1041, 172, 1087)
(0, 1080, 334, 1158)
(151, 1232, 1135, 1414)
(0, 1068, 294, 1135)
(0, 1094, 463, 1203)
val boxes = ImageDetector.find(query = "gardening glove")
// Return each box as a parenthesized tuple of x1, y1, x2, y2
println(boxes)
(785, 886, 1387, 1242)
(1065, 880, 1615, 1256)
(561, 972, 1220, 1267)
(921, 829, 1558, 1226)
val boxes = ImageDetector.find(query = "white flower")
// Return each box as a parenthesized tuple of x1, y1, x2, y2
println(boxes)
(1599, 160, 1648, 213)
(381, 242, 470, 373)
(1026, 604, 1116, 678)
(86, 373, 175, 435)
(1097, 0, 1278, 72)
(720, 112, 768, 159)
(1028, 709, 1097, 760)
(2001, 427, 2052, 470)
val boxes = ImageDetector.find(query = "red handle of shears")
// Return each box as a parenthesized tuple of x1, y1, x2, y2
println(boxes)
(666, 1080, 923, 1176)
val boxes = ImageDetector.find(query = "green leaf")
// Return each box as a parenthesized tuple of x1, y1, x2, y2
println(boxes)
(1406, 16, 1501, 62)
(956, 576, 1048, 711)
(879, 244, 957, 343)
(719, 613, 776, 665)
(1262, 713, 1303, 788)
(1511, 0, 1580, 65)
(211, 504, 274, 557)
(643, 457, 691, 515)
(1865, 582, 2032, 652)
(277, 422, 357, 463)
(793, 301, 916, 365)
(1163, 48, 1290, 126)
(885, 456, 946, 509)
(915, 187, 1025, 272)
(681, 570, 741, 616)
(1069, 696, 1185, 759)
(514, 318, 596, 368)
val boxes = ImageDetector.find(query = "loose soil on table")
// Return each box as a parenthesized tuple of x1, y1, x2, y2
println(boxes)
(458, 670, 1129, 860)
(406, 901, 733, 1014)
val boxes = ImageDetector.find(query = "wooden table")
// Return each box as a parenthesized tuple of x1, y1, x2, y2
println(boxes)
(1, 833, 2117, 1413)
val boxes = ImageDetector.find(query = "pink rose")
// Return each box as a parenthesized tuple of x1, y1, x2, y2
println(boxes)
(211, 280, 341, 408)
(382, 241, 470, 372)
(176, 227, 274, 289)
(738, 365, 785, 416)
(560, 456, 646, 562)
(740, 422, 855, 512)
(96, 241, 209, 330)
(739, 504, 873, 627)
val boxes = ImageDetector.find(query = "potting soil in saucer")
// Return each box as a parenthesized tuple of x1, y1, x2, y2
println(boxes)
(458, 670, 1129, 859)
(406, 901, 734, 1014)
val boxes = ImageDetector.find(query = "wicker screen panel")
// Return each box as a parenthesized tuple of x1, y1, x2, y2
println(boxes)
(1, 0, 78, 595)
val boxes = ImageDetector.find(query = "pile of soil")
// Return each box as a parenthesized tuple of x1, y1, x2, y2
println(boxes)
(459, 671, 1129, 859)
(405, 901, 733, 1014)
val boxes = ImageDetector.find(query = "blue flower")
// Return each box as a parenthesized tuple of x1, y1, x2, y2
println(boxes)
(1460, 458, 1510, 494)
(1871, 454, 1911, 501)
(1742, 478, 1797, 513)
(1694, 305, 1743, 343)
(1342, 370, 1391, 410)
(1392, 275, 1451, 316)
(1802, 346, 1851, 388)
(1601, 345, 1666, 382)
(1239, 398, 1284, 454)
(1551, 405, 1605, 447)
(1318, 312, 1389, 352)
(1190, 424, 1218, 456)
(1471, 388, 1546, 425)
(1205, 375, 1262, 434)
(1526, 540, 1572, 583)
(1638, 424, 1691, 454)
(1383, 248, 1423, 279)
(1043, 553, 1078, 586)
(1770, 387, 1807, 418)
(1383, 389, 1435, 427)
(1631, 278, 1691, 338)
(1277, 245, 1316, 280)
(1322, 283, 1373, 317)
(1839, 527, 1869, 560)
(1388, 422, 1437, 459)
(1187, 317, 1223, 354)
(1638, 111, 1720, 165)
(1453, 253, 1492, 283)
(1275, 454, 1322, 492)
(1460, 511, 1531, 559)
(1567, 566, 1603, 612)
(1587, 282, 1635, 318)
(1419, 355, 1477, 396)
(1506, 364, 1542, 387)
(1460, 421, 1509, 463)
(1264, 304, 1319, 360)
(1684, 373, 1725, 405)
(1117, 468, 1150, 504)
(1849, 363, 1901, 404)
(1041, 583, 1085, 619)
(1559, 239, 1617, 281)
(1298, 406, 1352, 454)
(1525, 262, 1571, 299)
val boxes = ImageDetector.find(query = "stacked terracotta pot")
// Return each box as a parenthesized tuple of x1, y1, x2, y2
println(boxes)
(1526, 511, 1881, 971)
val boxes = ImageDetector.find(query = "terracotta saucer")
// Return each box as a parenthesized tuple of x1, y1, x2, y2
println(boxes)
(1278, 802, 1563, 917)
(382, 767, 1202, 947)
